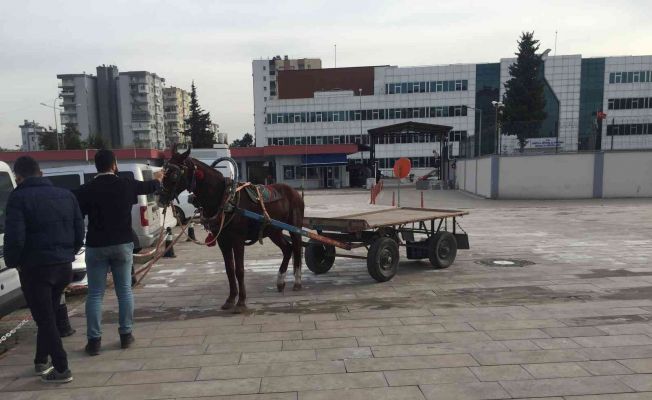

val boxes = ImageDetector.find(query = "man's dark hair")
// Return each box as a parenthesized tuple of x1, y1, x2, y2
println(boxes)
(13, 156, 41, 178)
(95, 149, 116, 173)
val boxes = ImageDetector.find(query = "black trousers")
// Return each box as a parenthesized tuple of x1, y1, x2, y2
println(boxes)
(19, 263, 72, 372)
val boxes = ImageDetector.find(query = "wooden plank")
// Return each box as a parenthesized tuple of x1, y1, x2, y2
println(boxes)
(303, 207, 468, 233)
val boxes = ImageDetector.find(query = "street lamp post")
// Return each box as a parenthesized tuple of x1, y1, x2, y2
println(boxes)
(40, 98, 61, 150)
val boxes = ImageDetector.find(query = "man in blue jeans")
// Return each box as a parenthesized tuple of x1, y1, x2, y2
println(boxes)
(75, 150, 162, 356)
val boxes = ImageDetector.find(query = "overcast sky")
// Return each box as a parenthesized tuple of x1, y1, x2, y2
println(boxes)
(1, 0, 651, 149)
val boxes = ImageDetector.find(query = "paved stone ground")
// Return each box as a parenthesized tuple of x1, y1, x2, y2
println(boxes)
(1, 189, 652, 399)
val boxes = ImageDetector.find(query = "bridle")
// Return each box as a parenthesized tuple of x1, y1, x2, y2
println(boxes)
(161, 158, 196, 205)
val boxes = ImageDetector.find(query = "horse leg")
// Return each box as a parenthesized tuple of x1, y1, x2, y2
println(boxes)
(269, 230, 292, 292)
(218, 240, 237, 310)
(290, 232, 303, 291)
(233, 240, 248, 314)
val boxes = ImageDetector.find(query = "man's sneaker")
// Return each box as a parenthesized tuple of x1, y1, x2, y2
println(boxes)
(41, 368, 73, 384)
(120, 333, 135, 349)
(34, 362, 53, 376)
(85, 337, 101, 356)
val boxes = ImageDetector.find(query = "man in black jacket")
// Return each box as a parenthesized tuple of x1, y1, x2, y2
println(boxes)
(75, 150, 162, 356)
(3, 156, 84, 384)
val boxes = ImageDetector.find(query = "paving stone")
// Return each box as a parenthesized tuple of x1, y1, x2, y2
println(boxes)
(198, 360, 345, 380)
(299, 386, 426, 400)
(299, 314, 337, 322)
(185, 394, 297, 400)
(522, 362, 591, 378)
(143, 353, 241, 369)
(384, 367, 477, 385)
(302, 327, 381, 339)
(470, 365, 533, 381)
(206, 341, 282, 354)
(183, 325, 262, 335)
(118, 344, 208, 359)
(282, 337, 358, 350)
(316, 318, 403, 329)
(2, 371, 113, 391)
(469, 319, 565, 331)
(345, 354, 478, 372)
(357, 331, 491, 347)
(582, 345, 652, 360)
(619, 358, 652, 373)
(500, 376, 634, 398)
(486, 329, 551, 340)
(578, 361, 634, 375)
(241, 350, 316, 364)
(260, 371, 387, 393)
(336, 309, 432, 320)
(472, 349, 590, 365)
(497, 339, 541, 351)
(316, 347, 373, 360)
(150, 335, 207, 347)
(565, 393, 652, 399)
(107, 368, 199, 385)
(573, 335, 652, 348)
(371, 341, 508, 358)
(419, 381, 510, 400)
(542, 326, 606, 338)
(622, 374, 652, 393)
(205, 331, 302, 344)
(261, 322, 316, 332)
(596, 323, 652, 335)
(532, 337, 582, 349)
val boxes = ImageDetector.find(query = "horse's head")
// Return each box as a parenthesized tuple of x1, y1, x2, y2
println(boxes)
(158, 144, 194, 207)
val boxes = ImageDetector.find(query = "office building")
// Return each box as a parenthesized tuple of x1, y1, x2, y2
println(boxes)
(249, 54, 652, 186)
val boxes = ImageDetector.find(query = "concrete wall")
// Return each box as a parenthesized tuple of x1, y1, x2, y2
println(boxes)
(603, 151, 652, 197)
(476, 157, 492, 198)
(499, 153, 595, 199)
(456, 150, 652, 199)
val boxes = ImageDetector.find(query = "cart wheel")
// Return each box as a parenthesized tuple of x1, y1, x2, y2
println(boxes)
(428, 232, 457, 269)
(305, 239, 336, 274)
(367, 237, 399, 282)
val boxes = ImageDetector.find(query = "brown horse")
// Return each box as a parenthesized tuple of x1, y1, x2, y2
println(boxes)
(158, 147, 305, 313)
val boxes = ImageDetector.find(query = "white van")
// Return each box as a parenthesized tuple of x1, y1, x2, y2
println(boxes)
(42, 163, 163, 251)
(0, 161, 23, 317)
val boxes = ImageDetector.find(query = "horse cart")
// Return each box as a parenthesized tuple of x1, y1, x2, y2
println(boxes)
(301, 208, 470, 282)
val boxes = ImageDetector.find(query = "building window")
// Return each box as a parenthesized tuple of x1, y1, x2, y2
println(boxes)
(264, 86, 267, 91)
(263, 76, 266, 81)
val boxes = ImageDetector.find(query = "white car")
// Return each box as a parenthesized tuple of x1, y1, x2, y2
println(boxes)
(0, 161, 22, 317)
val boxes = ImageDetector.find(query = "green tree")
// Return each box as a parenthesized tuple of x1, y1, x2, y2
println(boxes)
(183, 82, 215, 148)
(39, 130, 59, 150)
(502, 31, 547, 151)
(229, 132, 254, 148)
(85, 134, 108, 149)
(62, 123, 83, 149)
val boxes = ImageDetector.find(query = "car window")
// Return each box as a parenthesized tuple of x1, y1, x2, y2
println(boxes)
(141, 170, 156, 203)
(47, 174, 81, 191)
(0, 172, 13, 236)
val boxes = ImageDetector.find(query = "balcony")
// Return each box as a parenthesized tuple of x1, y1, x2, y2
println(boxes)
(58, 82, 74, 88)
(60, 91, 75, 97)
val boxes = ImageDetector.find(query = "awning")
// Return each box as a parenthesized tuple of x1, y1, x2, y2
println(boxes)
(301, 153, 348, 167)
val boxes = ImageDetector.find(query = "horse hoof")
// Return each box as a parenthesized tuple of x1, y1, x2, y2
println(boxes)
(233, 303, 248, 314)
(277, 282, 285, 292)
(293, 283, 302, 291)
(221, 301, 235, 310)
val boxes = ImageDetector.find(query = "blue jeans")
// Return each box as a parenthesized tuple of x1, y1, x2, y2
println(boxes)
(85, 243, 134, 340)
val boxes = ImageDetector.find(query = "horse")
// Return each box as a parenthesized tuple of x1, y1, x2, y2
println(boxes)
(157, 146, 305, 313)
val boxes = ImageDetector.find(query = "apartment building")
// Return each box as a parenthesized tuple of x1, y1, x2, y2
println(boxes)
(163, 86, 191, 146)
(19, 120, 52, 151)
(57, 73, 100, 140)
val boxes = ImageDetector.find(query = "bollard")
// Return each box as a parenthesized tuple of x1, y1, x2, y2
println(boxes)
(186, 222, 196, 242)
(421, 191, 424, 208)
(392, 191, 395, 207)
(163, 227, 176, 258)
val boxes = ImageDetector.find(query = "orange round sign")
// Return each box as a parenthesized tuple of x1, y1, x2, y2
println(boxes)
(393, 157, 412, 179)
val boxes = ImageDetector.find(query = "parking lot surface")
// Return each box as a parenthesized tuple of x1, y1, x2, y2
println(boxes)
(1, 189, 652, 400)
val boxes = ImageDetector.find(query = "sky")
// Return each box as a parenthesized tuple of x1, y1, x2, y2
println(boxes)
(1, 0, 651, 149)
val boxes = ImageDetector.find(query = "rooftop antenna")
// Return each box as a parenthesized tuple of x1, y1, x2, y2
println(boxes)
(554, 30, 558, 56)
(334, 44, 337, 68)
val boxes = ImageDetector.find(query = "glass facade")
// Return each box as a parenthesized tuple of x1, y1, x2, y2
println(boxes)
(267, 131, 467, 146)
(609, 71, 652, 84)
(539, 66, 561, 139)
(385, 80, 468, 94)
(608, 97, 652, 110)
(607, 123, 652, 136)
(578, 58, 605, 150)
(266, 105, 467, 124)
(474, 63, 500, 155)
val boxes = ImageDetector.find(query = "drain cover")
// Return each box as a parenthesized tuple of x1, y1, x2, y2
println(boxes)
(475, 258, 535, 267)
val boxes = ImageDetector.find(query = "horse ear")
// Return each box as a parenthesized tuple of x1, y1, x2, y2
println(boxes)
(180, 146, 191, 159)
